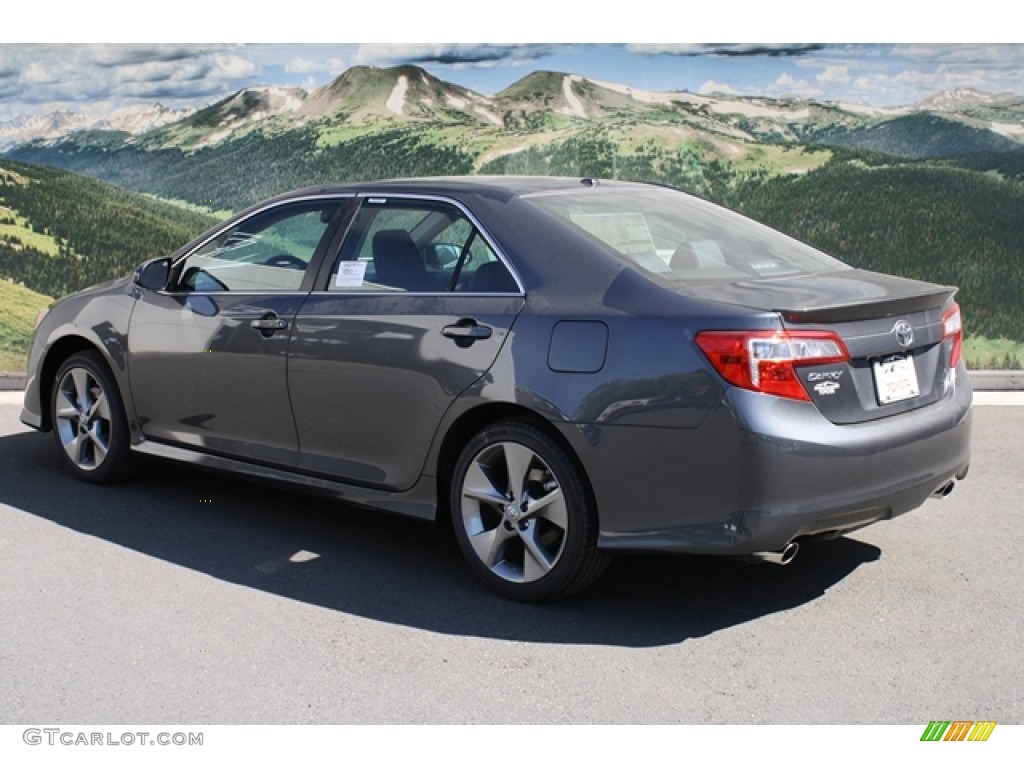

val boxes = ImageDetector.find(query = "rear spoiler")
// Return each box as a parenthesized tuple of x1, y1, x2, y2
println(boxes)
(780, 286, 956, 324)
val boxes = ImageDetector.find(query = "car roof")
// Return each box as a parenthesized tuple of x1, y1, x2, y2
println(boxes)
(276, 175, 650, 202)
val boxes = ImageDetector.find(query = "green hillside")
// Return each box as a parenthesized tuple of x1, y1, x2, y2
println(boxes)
(9, 126, 476, 212)
(806, 113, 1022, 158)
(8, 115, 831, 213)
(0, 160, 217, 372)
(0, 279, 50, 371)
(0, 159, 216, 300)
(7, 137, 1022, 348)
(734, 156, 1024, 343)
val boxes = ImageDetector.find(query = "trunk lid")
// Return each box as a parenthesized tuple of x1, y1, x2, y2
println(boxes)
(676, 268, 955, 322)
(682, 269, 960, 424)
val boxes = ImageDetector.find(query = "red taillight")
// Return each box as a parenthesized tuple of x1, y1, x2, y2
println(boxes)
(942, 303, 962, 368)
(696, 330, 849, 401)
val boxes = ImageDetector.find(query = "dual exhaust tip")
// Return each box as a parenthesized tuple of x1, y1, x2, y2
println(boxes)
(747, 479, 957, 567)
(748, 541, 800, 567)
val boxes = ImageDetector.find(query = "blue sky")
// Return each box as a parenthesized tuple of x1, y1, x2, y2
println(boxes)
(2, 5, 1022, 121)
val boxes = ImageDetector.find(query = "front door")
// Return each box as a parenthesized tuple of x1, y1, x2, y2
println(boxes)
(128, 197, 347, 467)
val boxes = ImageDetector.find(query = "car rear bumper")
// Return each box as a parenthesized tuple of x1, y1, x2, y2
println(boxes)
(563, 376, 972, 555)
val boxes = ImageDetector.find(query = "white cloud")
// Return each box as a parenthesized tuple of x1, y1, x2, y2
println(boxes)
(699, 80, 737, 95)
(350, 43, 560, 69)
(0, 42, 1022, 122)
(0, 44, 263, 118)
(285, 57, 345, 75)
(627, 44, 708, 56)
(769, 73, 821, 99)
(793, 44, 1024, 104)
(211, 53, 258, 79)
(843, 63, 1024, 105)
(286, 58, 319, 74)
(817, 65, 851, 85)
(352, 44, 450, 65)
(890, 44, 1023, 68)
(21, 60, 66, 85)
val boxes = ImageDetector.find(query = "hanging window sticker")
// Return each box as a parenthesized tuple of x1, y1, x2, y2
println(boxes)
(570, 212, 655, 257)
(335, 260, 367, 288)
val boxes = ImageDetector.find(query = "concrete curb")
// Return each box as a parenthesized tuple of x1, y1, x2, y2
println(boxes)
(0, 373, 26, 391)
(3, 389, 1021, 407)
(3, 370, 1024, 392)
(967, 370, 1024, 390)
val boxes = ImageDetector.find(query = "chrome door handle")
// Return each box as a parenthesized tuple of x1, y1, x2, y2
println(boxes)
(251, 314, 289, 336)
(251, 317, 289, 330)
(442, 322, 492, 340)
(442, 319, 493, 348)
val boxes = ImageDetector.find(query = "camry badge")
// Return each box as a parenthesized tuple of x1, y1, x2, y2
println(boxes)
(893, 320, 914, 348)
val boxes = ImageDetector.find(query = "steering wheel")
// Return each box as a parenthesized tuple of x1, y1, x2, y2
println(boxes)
(264, 253, 307, 270)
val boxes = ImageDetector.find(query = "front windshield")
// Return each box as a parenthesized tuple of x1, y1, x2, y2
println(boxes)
(521, 185, 849, 281)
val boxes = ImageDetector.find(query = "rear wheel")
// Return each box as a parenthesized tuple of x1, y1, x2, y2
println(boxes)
(51, 351, 135, 484)
(450, 420, 610, 601)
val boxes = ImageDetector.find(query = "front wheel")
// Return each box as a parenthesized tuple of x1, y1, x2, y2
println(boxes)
(51, 351, 136, 484)
(450, 420, 610, 601)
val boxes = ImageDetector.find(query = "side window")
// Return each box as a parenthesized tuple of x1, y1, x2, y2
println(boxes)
(177, 200, 340, 292)
(452, 230, 519, 293)
(329, 198, 518, 293)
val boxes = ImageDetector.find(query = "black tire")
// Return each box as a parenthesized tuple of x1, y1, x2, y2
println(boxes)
(50, 350, 136, 484)
(450, 419, 611, 601)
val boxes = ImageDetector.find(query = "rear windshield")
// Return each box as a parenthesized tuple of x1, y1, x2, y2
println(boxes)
(521, 185, 849, 281)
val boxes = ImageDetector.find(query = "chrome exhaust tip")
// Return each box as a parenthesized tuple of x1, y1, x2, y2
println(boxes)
(747, 541, 800, 566)
(931, 480, 956, 499)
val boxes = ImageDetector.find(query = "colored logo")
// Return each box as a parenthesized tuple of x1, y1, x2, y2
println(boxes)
(920, 721, 997, 742)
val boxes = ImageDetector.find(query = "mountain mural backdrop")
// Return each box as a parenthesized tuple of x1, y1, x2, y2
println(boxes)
(2, 64, 1023, 369)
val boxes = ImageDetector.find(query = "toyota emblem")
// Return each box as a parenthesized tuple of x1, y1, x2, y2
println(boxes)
(893, 320, 914, 348)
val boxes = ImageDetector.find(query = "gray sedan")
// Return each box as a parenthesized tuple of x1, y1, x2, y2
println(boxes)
(20, 177, 972, 601)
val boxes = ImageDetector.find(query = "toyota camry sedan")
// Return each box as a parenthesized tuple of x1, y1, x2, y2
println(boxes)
(21, 176, 972, 601)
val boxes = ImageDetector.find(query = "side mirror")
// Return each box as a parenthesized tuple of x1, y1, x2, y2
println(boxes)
(133, 258, 170, 291)
(423, 243, 461, 269)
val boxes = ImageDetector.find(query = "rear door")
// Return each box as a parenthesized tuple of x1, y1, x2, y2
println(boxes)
(288, 194, 525, 490)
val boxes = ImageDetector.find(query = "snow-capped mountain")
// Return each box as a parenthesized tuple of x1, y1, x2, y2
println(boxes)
(0, 103, 194, 151)
(3, 66, 1022, 158)
(912, 88, 1024, 140)
(193, 86, 307, 125)
(914, 88, 1011, 112)
(148, 86, 308, 148)
(0, 112, 94, 151)
(298, 65, 499, 124)
(96, 104, 195, 134)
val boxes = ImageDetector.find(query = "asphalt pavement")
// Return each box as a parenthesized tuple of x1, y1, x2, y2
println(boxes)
(0, 391, 1021, 724)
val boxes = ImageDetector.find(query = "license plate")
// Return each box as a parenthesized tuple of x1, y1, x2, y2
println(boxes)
(873, 355, 920, 404)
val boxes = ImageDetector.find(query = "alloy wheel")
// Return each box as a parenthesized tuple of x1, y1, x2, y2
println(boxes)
(55, 366, 113, 471)
(459, 440, 570, 583)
